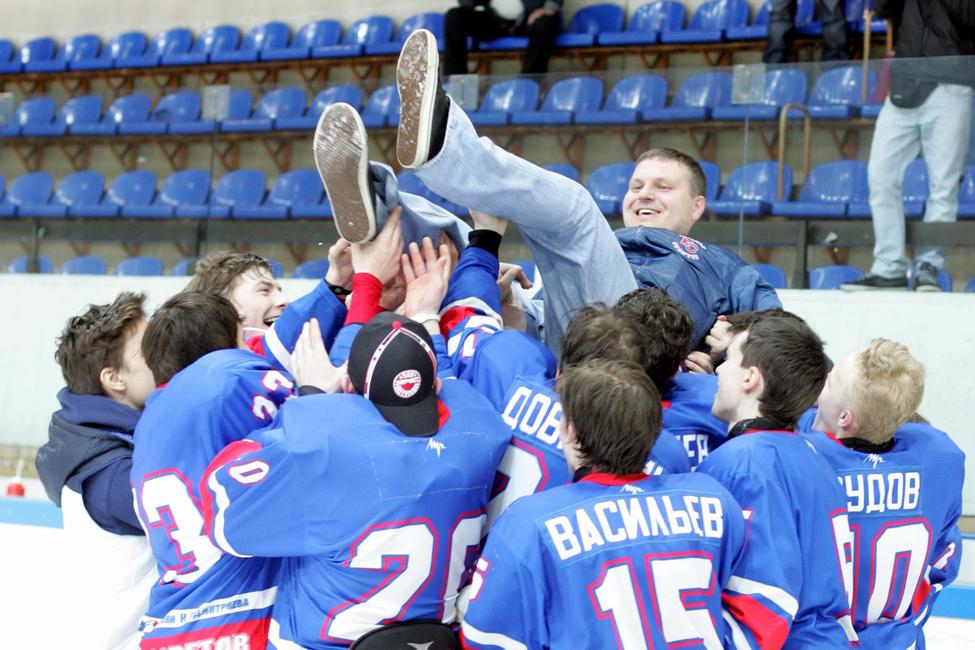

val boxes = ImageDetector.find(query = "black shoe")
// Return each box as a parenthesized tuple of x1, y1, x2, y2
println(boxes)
(313, 102, 376, 243)
(396, 29, 449, 169)
(840, 274, 908, 291)
(914, 262, 942, 293)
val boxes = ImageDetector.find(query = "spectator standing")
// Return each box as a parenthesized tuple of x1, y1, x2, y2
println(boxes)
(764, 0, 849, 63)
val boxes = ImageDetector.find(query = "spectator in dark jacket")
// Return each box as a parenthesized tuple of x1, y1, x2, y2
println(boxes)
(843, 0, 975, 292)
(444, 0, 562, 76)
(764, 0, 849, 64)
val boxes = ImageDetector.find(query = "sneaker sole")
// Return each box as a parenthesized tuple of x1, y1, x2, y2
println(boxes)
(396, 29, 438, 169)
(915, 285, 942, 293)
(839, 284, 908, 292)
(313, 103, 376, 243)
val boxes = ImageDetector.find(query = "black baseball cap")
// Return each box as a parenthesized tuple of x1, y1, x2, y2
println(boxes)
(348, 312, 439, 437)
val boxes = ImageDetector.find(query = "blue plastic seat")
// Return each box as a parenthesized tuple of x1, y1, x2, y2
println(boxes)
(577, 74, 667, 125)
(6, 172, 55, 216)
(120, 28, 192, 68)
(900, 158, 928, 219)
(957, 166, 975, 219)
(293, 259, 329, 279)
(711, 69, 808, 120)
(808, 67, 876, 119)
(160, 169, 212, 218)
(725, 0, 770, 40)
(361, 85, 400, 128)
(62, 255, 108, 275)
(118, 93, 182, 135)
(0, 174, 12, 217)
(83, 32, 148, 70)
(772, 160, 867, 218)
(69, 93, 144, 136)
(642, 72, 732, 121)
(710, 161, 792, 216)
(25, 34, 101, 73)
(470, 79, 540, 126)
(162, 25, 239, 66)
(6, 97, 59, 137)
(60, 95, 107, 135)
(660, 0, 750, 44)
(68, 33, 118, 70)
(510, 77, 603, 125)
(211, 169, 266, 219)
(211, 21, 290, 64)
(793, 0, 836, 36)
(751, 262, 787, 288)
(557, 4, 625, 48)
(207, 90, 255, 132)
(965, 276, 975, 293)
(266, 19, 341, 61)
(586, 162, 636, 215)
(110, 170, 170, 218)
(543, 164, 580, 182)
(108, 93, 156, 135)
(699, 160, 721, 201)
(38, 170, 118, 218)
(315, 16, 394, 58)
(8, 255, 53, 273)
(223, 87, 306, 132)
(18, 37, 57, 72)
(366, 13, 445, 55)
(0, 39, 20, 73)
(276, 85, 364, 130)
(599, 1, 686, 46)
(117, 255, 164, 276)
(171, 258, 197, 276)
(808, 264, 863, 289)
(155, 91, 213, 134)
(842, 0, 887, 33)
(265, 259, 284, 279)
(271, 168, 331, 219)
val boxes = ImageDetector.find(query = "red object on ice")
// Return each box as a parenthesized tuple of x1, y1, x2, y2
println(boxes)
(5, 481, 25, 497)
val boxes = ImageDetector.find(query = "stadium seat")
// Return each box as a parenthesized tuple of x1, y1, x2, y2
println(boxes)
(117, 255, 164, 276)
(274, 168, 331, 219)
(710, 161, 792, 216)
(78, 31, 147, 70)
(751, 262, 787, 288)
(276, 85, 364, 130)
(660, 0, 750, 44)
(958, 166, 975, 219)
(8, 255, 53, 273)
(110, 170, 171, 218)
(398, 170, 464, 215)
(586, 162, 636, 215)
(772, 160, 868, 218)
(211, 21, 290, 64)
(171, 257, 197, 276)
(556, 4, 625, 48)
(62, 255, 107, 275)
(807, 67, 876, 119)
(577, 74, 667, 125)
(211, 169, 267, 218)
(711, 69, 807, 120)
(265, 19, 341, 61)
(216, 90, 256, 131)
(699, 161, 721, 201)
(724, 0, 770, 40)
(470, 79, 540, 126)
(598, 1, 686, 46)
(37, 170, 118, 218)
(0, 175, 12, 217)
(293, 258, 329, 279)
(901, 158, 928, 219)
(162, 24, 239, 66)
(965, 276, 975, 293)
(0, 39, 20, 73)
(808, 265, 863, 289)
(57, 95, 107, 135)
(162, 169, 212, 218)
(642, 72, 732, 121)
(120, 28, 192, 68)
(18, 37, 58, 72)
(117, 93, 172, 135)
(158, 91, 214, 134)
(2, 96, 57, 137)
(28, 34, 102, 72)
(265, 259, 284, 278)
(365, 12, 445, 55)
(361, 85, 400, 128)
(5, 172, 55, 216)
(224, 87, 306, 132)
(937, 271, 953, 292)
(543, 164, 580, 182)
(109, 93, 156, 135)
(315, 16, 394, 58)
(510, 77, 603, 125)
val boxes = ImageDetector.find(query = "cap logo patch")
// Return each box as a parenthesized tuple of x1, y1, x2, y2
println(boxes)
(393, 369, 422, 398)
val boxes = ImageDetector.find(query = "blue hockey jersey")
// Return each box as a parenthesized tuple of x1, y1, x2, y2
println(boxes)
(132, 349, 296, 649)
(804, 424, 965, 649)
(200, 379, 511, 648)
(662, 372, 727, 470)
(698, 427, 859, 649)
(616, 227, 782, 349)
(462, 471, 748, 649)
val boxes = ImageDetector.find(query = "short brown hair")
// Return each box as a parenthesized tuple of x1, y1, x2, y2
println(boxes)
(184, 251, 273, 298)
(635, 147, 707, 198)
(850, 339, 925, 444)
(142, 292, 241, 385)
(558, 360, 662, 476)
(613, 288, 693, 392)
(559, 305, 645, 371)
(728, 312, 829, 428)
(55, 292, 147, 395)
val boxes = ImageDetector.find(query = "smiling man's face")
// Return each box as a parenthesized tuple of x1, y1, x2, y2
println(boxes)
(226, 267, 288, 337)
(622, 157, 705, 235)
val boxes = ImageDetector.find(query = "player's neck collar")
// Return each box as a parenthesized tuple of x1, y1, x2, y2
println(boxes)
(573, 466, 647, 485)
(729, 416, 795, 439)
(840, 436, 895, 454)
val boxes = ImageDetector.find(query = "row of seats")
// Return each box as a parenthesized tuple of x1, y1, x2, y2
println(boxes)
(3, 158, 974, 221)
(0, 1, 884, 75)
(0, 65, 879, 139)
(9, 254, 971, 292)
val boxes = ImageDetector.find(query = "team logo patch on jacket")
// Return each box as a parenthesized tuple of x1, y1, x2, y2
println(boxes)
(673, 236, 706, 261)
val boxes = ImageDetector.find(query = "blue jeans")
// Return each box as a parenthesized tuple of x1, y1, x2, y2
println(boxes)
(414, 99, 636, 348)
(868, 83, 974, 276)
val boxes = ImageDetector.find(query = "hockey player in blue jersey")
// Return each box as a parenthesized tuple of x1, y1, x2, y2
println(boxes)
(462, 358, 752, 649)
(200, 311, 511, 649)
(802, 338, 964, 649)
(697, 312, 859, 648)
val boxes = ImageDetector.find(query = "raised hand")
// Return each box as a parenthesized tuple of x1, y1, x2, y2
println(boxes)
(292, 318, 346, 393)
